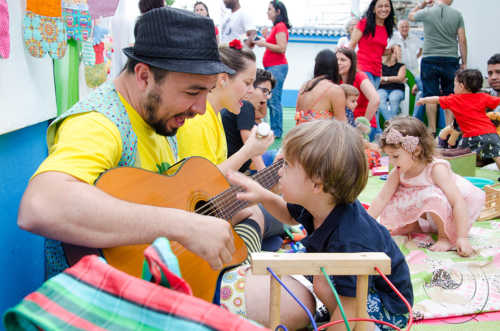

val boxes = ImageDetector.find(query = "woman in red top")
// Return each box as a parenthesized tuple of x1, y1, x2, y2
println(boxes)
(350, 0, 395, 90)
(337, 47, 381, 141)
(255, 0, 290, 139)
(193, 1, 219, 44)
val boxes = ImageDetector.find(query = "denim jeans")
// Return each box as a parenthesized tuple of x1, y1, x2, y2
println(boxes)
(265, 64, 288, 138)
(420, 56, 459, 97)
(365, 71, 381, 89)
(378, 88, 404, 122)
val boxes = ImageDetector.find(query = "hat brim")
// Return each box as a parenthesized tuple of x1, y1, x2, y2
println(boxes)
(123, 47, 235, 75)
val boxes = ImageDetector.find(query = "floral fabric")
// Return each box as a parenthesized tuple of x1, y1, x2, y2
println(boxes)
(23, 11, 67, 59)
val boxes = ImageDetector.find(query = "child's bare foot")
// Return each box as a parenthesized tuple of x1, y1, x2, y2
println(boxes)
(429, 238, 453, 252)
(456, 237, 475, 257)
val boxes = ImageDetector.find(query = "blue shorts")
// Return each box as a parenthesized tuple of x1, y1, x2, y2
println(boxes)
(367, 290, 409, 331)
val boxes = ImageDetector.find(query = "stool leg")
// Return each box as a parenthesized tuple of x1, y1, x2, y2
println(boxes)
(269, 274, 281, 329)
(356, 275, 370, 331)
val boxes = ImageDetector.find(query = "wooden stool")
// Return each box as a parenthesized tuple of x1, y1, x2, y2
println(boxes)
(251, 252, 391, 331)
(478, 183, 500, 221)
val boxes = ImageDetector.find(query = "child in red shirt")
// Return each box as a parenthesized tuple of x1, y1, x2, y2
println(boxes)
(417, 69, 500, 168)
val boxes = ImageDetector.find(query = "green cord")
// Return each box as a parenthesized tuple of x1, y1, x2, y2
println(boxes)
(320, 267, 352, 331)
(283, 225, 294, 239)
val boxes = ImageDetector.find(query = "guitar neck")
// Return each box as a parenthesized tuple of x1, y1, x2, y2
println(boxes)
(204, 158, 284, 220)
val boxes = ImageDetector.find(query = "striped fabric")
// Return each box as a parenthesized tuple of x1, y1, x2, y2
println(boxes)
(4, 238, 268, 331)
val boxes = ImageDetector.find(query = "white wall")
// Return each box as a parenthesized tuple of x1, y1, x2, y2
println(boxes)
(254, 42, 336, 90)
(0, 0, 57, 134)
(452, 0, 500, 76)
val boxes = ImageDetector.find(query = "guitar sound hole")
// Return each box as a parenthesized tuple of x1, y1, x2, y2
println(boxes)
(194, 200, 219, 217)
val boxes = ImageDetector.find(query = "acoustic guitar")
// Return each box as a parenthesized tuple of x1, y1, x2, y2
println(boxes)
(93, 156, 283, 302)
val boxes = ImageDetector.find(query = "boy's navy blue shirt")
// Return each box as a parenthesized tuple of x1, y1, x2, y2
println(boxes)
(287, 200, 414, 314)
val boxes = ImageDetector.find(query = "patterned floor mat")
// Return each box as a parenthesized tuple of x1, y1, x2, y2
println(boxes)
(394, 220, 500, 321)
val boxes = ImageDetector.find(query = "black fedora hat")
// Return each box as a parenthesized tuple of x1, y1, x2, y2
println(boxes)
(123, 7, 234, 75)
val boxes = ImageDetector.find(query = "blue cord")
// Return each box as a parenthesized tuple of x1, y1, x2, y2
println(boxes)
(267, 267, 318, 331)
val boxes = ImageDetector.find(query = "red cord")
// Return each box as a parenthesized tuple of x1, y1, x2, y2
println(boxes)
(316, 267, 413, 331)
(318, 318, 400, 330)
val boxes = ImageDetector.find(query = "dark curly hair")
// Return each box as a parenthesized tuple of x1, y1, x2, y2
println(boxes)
(254, 68, 276, 89)
(456, 69, 483, 93)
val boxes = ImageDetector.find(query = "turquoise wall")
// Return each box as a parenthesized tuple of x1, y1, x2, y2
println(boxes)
(0, 121, 48, 318)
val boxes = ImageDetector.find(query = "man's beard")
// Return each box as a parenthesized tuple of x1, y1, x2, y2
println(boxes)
(143, 90, 195, 137)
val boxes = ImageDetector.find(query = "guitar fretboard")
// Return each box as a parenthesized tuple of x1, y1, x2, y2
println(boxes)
(196, 158, 284, 219)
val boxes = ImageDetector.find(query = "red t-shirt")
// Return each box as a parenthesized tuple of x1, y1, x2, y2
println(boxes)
(215, 26, 219, 36)
(263, 22, 288, 68)
(341, 71, 377, 127)
(356, 18, 388, 77)
(439, 93, 500, 137)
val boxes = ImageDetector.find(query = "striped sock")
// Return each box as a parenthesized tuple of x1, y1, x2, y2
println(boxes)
(234, 219, 262, 264)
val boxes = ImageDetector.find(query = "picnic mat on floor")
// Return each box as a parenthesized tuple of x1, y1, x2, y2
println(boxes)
(392, 219, 500, 321)
(412, 320, 500, 331)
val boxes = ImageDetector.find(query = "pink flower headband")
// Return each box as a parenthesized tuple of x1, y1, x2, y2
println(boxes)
(382, 128, 419, 154)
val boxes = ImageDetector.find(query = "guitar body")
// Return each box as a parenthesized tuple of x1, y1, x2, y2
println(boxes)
(95, 157, 248, 302)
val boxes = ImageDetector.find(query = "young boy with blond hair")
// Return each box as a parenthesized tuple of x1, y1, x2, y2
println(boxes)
(341, 83, 359, 127)
(228, 120, 413, 330)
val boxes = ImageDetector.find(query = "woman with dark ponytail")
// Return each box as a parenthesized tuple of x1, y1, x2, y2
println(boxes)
(295, 49, 346, 124)
(349, 0, 395, 90)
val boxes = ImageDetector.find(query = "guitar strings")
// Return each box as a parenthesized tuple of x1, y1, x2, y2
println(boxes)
(193, 159, 283, 217)
(193, 159, 284, 218)
(170, 160, 284, 256)
(194, 159, 283, 217)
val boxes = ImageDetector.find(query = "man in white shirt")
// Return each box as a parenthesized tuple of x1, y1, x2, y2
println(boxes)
(391, 20, 423, 78)
(220, 0, 256, 46)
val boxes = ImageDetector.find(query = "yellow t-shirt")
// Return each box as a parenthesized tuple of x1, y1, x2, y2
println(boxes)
(176, 101, 227, 164)
(34, 93, 176, 184)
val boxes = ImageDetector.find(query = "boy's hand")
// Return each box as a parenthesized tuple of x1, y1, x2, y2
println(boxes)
(227, 171, 267, 204)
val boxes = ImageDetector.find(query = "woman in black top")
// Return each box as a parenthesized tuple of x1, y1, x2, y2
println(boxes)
(378, 46, 406, 123)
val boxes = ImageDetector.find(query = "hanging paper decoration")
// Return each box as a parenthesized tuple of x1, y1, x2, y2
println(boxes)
(23, 0, 67, 59)
(0, 0, 9, 58)
(92, 25, 108, 45)
(62, 0, 91, 41)
(84, 20, 113, 88)
(81, 39, 95, 66)
(87, 0, 119, 19)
